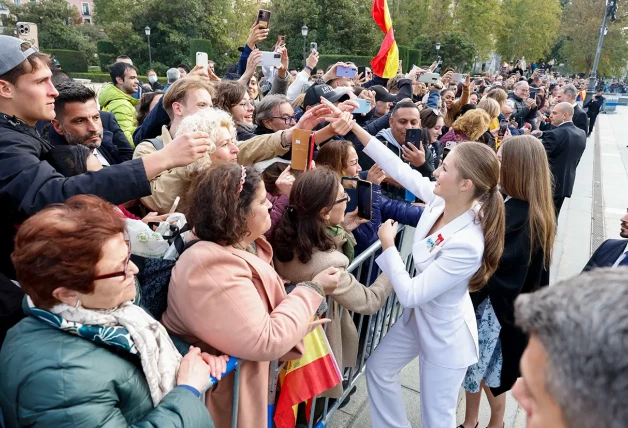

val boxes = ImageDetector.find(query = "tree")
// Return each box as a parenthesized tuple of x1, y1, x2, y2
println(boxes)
(412, 32, 476, 72)
(561, 0, 628, 76)
(1, 0, 100, 64)
(494, 0, 561, 62)
(268, 0, 381, 68)
(453, 0, 501, 58)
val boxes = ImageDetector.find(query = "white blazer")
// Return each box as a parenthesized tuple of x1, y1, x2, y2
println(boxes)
(363, 137, 481, 369)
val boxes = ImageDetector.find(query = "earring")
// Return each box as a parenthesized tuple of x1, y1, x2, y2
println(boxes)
(74, 300, 81, 309)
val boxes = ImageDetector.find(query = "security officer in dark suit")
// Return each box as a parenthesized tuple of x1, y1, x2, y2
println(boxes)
(583, 208, 628, 271)
(533, 102, 587, 217)
(583, 89, 606, 137)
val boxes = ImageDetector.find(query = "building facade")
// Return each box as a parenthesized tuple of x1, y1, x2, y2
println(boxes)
(10, 0, 94, 23)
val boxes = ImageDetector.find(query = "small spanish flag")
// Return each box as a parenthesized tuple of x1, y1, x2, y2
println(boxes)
(273, 325, 342, 428)
(370, 0, 399, 79)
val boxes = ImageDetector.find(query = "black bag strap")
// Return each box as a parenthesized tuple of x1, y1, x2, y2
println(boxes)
(143, 138, 164, 151)
(182, 239, 201, 252)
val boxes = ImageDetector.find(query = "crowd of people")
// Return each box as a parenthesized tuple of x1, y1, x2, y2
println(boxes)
(0, 17, 627, 428)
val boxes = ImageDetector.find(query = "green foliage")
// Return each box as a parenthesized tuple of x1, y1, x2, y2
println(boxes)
(452, 0, 500, 57)
(96, 40, 119, 72)
(1, 0, 102, 65)
(560, 0, 628, 76)
(190, 39, 214, 66)
(267, 0, 380, 68)
(407, 49, 421, 69)
(44, 49, 88, 72)
(398, 46, 409, 73)
(495, 0, 561, 62)
(412, 32, 476, 72)
(317, 55, 373, 72)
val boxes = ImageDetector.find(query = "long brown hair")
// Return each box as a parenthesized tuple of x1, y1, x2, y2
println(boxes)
(315, 140, 353, 177)
(272, 168, 338, 263)
(500, 135, 555, 267)
(453, 142, 505, 291)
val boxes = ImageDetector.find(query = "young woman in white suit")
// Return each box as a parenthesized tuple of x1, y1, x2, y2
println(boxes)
(323, 100, 506, 428)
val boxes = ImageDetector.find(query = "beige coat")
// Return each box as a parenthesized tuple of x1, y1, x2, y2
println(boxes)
(161, 237, 323, 428)
(274, 237, 392, 398)
(133, 127, 290, 213)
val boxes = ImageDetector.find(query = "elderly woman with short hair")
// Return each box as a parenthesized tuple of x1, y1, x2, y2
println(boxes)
(0, 195, 226, 427)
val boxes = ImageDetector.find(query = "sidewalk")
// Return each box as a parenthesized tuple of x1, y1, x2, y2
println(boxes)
(328, 107, 628, 428)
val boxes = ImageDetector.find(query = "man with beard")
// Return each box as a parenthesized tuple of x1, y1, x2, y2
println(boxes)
(50, 82, 133, 166)
(582, 208, 628, 271)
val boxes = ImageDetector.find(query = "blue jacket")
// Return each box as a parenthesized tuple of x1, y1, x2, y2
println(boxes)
(132, 97, 170, 146)
(48, 111, 134, 165)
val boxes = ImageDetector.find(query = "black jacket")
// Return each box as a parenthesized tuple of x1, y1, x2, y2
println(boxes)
(540, 122, 586, 198)
(584, 96, 605, 117)
(471, 197, 549, 396)
(582, 239, 627, 272)
(48, 111, 134, 165)
(572, 104, 589, 135)
(0, 114, 152, 279)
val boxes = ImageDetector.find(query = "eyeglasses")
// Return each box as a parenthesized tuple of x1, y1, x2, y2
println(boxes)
(236, 101, 254, 109)
(93, 239, 132, 280)
(335, 192, 350, 205)
(272, 115, 297, 125)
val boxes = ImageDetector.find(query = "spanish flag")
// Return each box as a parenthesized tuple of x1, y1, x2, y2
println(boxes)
(273, 325, 342, 428)
(370, 0, 399, 78)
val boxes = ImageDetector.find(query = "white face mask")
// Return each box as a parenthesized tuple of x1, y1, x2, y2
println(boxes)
(148, 75, 158, 83)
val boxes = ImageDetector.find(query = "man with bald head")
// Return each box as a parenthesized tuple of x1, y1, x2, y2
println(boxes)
(533, 102, 587, 217)
(555, 83, 589, 135)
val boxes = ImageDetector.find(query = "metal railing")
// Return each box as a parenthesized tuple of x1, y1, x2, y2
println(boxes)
(213, 226, 415, 428)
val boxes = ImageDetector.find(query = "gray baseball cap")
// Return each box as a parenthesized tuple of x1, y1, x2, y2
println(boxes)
(0, 35, 39, 75)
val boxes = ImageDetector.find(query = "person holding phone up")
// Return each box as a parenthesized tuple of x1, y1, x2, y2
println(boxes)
(321, 97, 506, 428)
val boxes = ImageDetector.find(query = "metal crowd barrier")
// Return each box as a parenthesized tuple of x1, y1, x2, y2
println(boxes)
(214, 226, 415, 428)
(602, 95, 618, 114)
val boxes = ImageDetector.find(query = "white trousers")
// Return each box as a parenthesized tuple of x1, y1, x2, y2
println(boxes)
(366, 312, 466, 428)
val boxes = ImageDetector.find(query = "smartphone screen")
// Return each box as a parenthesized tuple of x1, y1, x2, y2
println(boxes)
(405, 128, 422, 147)
(357, 66, 366, 77)
(278, 35, 286, 46)
(310, 42, 317, 52)
(356, 180, 372, 220)
(498, 120, 509, 137)
(341, 177, 358, 214)
(257, 9, 271, 29)
(195, 52, 208, 68)
(337, 65, 356, 79)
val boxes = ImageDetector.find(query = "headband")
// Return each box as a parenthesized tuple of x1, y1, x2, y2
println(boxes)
(237, 166, 247, 195)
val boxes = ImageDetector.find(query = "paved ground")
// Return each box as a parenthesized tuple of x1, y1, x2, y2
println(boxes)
(328, 107, 628, 428)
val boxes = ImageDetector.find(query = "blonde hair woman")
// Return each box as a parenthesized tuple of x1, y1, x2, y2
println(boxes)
(440, 109, 493, 150)
(329, 96, 506, 428)
(460, 135, 555, 428)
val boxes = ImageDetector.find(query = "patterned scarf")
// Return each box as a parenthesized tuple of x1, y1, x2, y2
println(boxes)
(327, 225, 355, 263)
(27, 295, 182, 406)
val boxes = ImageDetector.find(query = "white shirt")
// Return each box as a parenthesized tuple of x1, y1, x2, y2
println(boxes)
(612, 242, 628, 268)
(93, 148, 110, 167)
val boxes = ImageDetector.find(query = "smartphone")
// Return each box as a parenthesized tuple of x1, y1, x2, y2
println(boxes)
(341, 177, 358, 214)
(356, 179, 373, 220)
(357, 66, 366, 77)
(169, 196, 180, 214)
(353, 99, 372, 114)
(336, 65, 357, 79)
(257, 9, 271, 29)
(418, 72, 440, 84)
(529, 88, 539, 99)
(260, 51, 282, 67)
(451, 73, 465, 83)
(310, 42, 317, 53)
(16, 22, 39, 48)
(291, 129, 314, 171)
(433, 59, 442, 74)
(195, 52, 208, 68)
(278, 35, 286, 46)
(405, 128, 422, 148)
(498, 120, 509, 137)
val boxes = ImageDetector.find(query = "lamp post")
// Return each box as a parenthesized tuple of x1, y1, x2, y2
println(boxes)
(301, 25, 308, 69)
(144, 26, 152, 69)
(585, 0, 616, 103)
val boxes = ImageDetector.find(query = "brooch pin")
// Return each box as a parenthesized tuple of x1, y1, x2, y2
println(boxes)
(427, 233, 445, 252)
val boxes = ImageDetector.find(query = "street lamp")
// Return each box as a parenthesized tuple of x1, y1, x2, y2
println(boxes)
(585, 0, 615, 103)
(301, 25, 308, 68)
(144, 26, 152, 69)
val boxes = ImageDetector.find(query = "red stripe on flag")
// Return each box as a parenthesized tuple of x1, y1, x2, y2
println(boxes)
(273, 355, 341, 428)
(371, 28, 395, 77)
(371, 0, 388, 33)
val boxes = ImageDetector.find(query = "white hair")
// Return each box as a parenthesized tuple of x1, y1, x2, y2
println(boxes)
(175, 108, 237, 174)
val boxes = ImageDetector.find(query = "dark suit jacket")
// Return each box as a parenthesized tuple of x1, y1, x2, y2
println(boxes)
(541, 122, 587, 198)
(582, 239, 628, 272)
(48, 111, 134, 165)
(471, 197, 549, 396)
(573, 104, 589, 135)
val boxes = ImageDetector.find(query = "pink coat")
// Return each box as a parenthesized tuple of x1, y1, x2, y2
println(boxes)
(161, 237, 324, 428)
